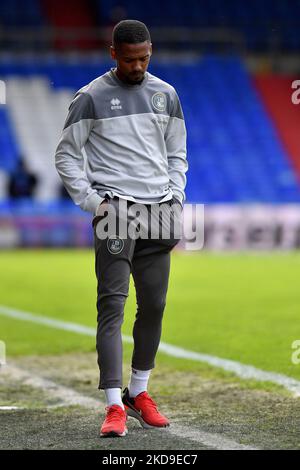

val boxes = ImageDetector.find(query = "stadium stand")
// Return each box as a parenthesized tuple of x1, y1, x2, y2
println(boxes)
(255, 76, 300, 181)
(6, 77, 73, 200)
(41, 0, 99, 49)
(0, 0, 44, 27)
(1, 55, 300, 208)
(0, 1, 299, 248)
(1, 0, 300, 50)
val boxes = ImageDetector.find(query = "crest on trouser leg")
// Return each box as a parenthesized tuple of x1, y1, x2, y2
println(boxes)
(107, 235, 124, 254)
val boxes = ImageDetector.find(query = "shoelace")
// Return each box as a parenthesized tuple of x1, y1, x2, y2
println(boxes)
(137, 393, 159, 413)
(105, 406, 125, 424)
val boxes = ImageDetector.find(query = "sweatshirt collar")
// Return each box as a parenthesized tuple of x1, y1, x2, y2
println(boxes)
(110, 68, 149, 90)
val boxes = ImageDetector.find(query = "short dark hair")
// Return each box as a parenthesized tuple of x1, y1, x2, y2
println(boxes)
(112, 20, 151, 48)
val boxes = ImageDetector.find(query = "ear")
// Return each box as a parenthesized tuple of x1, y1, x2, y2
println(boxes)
(110, 46, 116, 60)
(149, 43, 153, 56)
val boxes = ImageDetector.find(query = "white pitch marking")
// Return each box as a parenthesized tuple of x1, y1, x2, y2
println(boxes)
(0, 364, 100, 409)
(0, 406, 24, 410)
(1, 304, 300, 396)
(169, 423, 258, 450)
(1, 363, 259, 450)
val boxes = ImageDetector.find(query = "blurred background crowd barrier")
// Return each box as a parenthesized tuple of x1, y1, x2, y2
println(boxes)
(0, 0, 300, 250)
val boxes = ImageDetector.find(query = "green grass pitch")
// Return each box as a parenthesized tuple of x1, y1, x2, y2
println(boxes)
(0, 249, 300, 381)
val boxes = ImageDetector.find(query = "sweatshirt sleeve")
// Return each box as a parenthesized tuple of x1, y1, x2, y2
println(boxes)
(55, 92, 104, 214)
(165, 89, 188, 206)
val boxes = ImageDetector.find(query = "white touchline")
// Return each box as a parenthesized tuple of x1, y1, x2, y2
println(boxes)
(169, 424, 258, 450)
(1, 304, 300, 396)
(0, 406, 24, 410)
(1, 363, 259, 450)
(0, 364, 100, 409)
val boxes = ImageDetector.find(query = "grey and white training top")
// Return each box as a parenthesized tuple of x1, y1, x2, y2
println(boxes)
(55, 68, 188, 214)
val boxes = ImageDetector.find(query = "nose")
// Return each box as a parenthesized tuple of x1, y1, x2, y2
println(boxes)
(132, 62, 143, 72)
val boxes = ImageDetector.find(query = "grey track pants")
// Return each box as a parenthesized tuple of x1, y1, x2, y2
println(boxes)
(92, 196, 181, 389)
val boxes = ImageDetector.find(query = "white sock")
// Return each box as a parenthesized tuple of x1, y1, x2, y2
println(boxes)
(128, 368, 151, 398)
(104, 388, 124, 409)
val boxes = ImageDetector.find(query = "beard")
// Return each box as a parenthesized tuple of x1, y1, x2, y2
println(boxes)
(127, 72, 145, 84)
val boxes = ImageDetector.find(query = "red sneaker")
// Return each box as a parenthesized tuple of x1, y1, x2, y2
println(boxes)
(122, 387, 170, 429)
(100, 404, 128, 437)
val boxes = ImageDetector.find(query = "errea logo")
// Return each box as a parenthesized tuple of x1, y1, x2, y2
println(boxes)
(111, 98, 122, 110)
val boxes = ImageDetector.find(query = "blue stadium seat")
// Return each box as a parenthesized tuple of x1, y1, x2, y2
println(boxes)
(0, 107, 19, 174)
(1, 54, 300, 204)
(1, 0, 299, 50)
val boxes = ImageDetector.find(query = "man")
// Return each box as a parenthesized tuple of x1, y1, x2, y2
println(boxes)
(55, 19, 188, 438)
